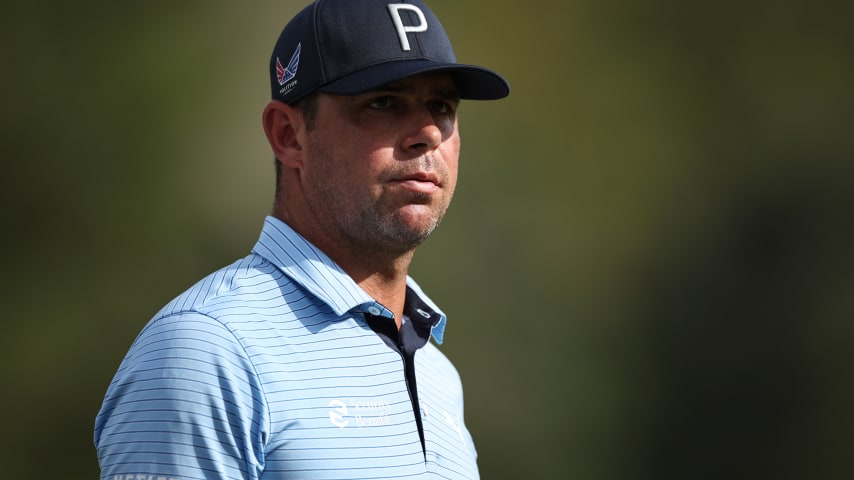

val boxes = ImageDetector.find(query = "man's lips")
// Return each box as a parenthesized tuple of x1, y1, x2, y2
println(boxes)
(396, 170, 440, 184)
(390, 171, 442, 193)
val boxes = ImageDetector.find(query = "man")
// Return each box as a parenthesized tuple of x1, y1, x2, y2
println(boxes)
(94, 0, 508, 478)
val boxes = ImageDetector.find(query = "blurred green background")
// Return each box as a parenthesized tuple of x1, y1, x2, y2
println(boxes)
(2, 1, 853, 478)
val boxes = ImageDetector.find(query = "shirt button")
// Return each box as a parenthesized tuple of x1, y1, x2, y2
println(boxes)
(367, 306, 381, 316)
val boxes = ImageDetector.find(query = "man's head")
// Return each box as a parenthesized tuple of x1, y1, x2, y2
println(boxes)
(262, 0, 508, 263)
(268, 0, 509, 105)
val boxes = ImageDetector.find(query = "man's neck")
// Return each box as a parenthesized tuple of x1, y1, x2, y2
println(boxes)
(275, 211, 416, 327)
(341, 253, 414, 329)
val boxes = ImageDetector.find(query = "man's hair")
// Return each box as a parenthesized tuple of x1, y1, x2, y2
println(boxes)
(274, 94, 319, 199)
(297, 94, 319, 131)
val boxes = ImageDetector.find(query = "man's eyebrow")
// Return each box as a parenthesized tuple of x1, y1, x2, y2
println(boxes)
(437, 88, 462, 102)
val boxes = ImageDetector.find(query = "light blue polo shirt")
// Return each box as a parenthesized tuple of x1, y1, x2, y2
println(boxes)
(94, 216, 479, 480)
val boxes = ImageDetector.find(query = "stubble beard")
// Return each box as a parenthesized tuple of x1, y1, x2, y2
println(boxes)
(358, 155, 453, 254)
(316, 178, 452, 258)
(328, 182, 450, 257)
(372, 197, 446, 253)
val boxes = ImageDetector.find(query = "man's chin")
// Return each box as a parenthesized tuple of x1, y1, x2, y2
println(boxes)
(378, 216, 442, 252)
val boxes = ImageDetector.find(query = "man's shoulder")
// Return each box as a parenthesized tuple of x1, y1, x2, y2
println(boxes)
(154, 252, 304, 321)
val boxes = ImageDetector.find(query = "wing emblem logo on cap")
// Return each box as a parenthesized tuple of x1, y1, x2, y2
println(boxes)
(276, 42, 301, 86)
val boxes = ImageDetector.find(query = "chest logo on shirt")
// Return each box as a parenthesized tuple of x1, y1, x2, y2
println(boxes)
(329, 398, 392, 428)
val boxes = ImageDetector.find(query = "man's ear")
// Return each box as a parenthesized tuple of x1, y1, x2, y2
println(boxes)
(262, 100, 305, 168)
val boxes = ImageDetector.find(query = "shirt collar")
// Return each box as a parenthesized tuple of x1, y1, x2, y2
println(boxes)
(251, 216, 448, 344)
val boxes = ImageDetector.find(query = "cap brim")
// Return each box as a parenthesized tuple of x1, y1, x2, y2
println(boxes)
(317, 59, 510, 100)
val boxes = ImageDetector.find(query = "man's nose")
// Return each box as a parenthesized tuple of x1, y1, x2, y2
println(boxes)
(401, 107, 443, 153)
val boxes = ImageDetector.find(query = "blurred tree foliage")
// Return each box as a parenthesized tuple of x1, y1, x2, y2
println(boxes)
(1, 1, 852, 479)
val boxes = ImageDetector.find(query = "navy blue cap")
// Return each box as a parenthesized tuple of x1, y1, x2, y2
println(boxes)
(270, 0, 510, 104)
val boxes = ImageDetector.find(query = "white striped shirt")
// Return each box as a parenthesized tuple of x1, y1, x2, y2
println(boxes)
(94, 216, 478, 479)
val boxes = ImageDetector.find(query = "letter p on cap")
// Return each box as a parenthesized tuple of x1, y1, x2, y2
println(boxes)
(387, 4, 428, 51)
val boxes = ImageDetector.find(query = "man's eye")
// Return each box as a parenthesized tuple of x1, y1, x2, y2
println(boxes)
(430, 100, 455, 114)
(367, 97, 394, 109)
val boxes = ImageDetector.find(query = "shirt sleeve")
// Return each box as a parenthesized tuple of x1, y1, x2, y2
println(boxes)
(94, 312, 268, 480)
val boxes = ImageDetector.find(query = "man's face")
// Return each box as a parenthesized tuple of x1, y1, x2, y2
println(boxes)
(299, 72, 461, 255)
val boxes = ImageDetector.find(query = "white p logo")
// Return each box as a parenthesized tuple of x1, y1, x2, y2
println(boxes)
(387, 4, 428, 51)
